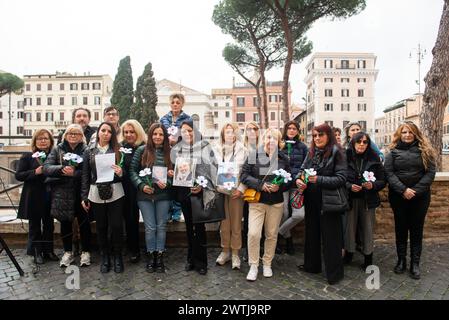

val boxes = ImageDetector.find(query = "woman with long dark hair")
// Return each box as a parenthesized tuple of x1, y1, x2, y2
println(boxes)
(81, 122, 125, 273)
(296, 123, 347, 285)
(130, 123, 174, 273)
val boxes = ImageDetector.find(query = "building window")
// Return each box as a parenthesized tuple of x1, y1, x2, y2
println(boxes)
(341, 103, 350, 111)
(83, 97, 88, 105)
(36, 97, 41, 106)
(324, 59, 333, 69)
(214, 103, 218, 107)
(60, 112, 64, 121)
(324, 78, 333, 83)
(341, 89, 350, 97)
(271, 112, 276, 121)
(253, 113, 260, 122)
(36, 112, 41, 122)
(47, 83, 52, 91)
(253, 97, 260, 107)
(358, 60, 366, 69)
(94, 112, 99, 121)
(72, 97, 77, 105)
(26, 84, 31, 91)
(37, 84, 41, 91)
(24, 129, 32, 136)
(340, 60, 350, 69)
(325, 121, 334, 127)
(60, 83, 65, 90)
(324, 89, 333, 97)
(81, 83, 90, 90)
(359, 121, 367, 131)
(24, 112, 32, 122)
(70, 83, 78, 90)
(47, 97, 52, 106)
(357, 78, 367, 83)
(324, 103, 333, 111)
(341, 78, 350, 83)
(237, 97, 245, 107)
(358, 103, 367, 111)
(281, 111, 284, 120)
(269, 95, 278, 103)
(17, 126, 24, 135)
(214, 111, 218, 117)
(17, 111, 23, 119)
(92, 83, 101, 90)
(59, 97, 64, 105)
(343, 120, 350, 129)
(24, 97, 32, 106)
(45, 112, 53, 122)
(225, 111, 230, 118)
(225, 102, 230, 107)
(94, 96, 101, 105)
(236, 113, 245, 122)
(358, 89, 365, 97)
(0, 112, 2, 119)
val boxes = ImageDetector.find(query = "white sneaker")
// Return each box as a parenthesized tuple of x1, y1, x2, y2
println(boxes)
(246, 265, 258, 281)
(263, 265, 273, 278)
(216, 251, 231, 266)
(232, 254, 241, 270)
(60, 251, 74, 267)
(80, 251, 91, 267)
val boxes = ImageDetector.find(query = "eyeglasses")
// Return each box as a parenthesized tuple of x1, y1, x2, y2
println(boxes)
(37, 137, 50, 141)
(105, 112, 118, 117)
(247, 128, 258, 132)
(312, 132, 325, 138)
(67, 132, 82, 137)
(356, 140, 369, 145)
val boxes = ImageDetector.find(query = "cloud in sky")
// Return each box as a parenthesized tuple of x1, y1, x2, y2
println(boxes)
(0, 0, 443, 116)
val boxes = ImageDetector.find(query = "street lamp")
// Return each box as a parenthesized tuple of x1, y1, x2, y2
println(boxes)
(409, 44, 426, 111)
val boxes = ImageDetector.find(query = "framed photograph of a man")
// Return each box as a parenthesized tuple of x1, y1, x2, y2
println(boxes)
(152, 166, 168, 184)
(173, 157, 196, 187)
(216, 161, 239, 194)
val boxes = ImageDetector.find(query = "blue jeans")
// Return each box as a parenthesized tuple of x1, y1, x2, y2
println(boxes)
(138, 200, 171, 252)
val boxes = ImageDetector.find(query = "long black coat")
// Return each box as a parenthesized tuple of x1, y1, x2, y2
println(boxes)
(15, 151, 51, 220)
(43, 141, 87, 222)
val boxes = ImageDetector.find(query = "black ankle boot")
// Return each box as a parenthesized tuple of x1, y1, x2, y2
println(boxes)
(285, 237, 295, 255)
(156, 251, 165, 273)
(360, 253, 373, 270)
(394, 257, 406, 274)
(145, 252, 155, 273)
(410, 261, 420, 280)
(33, 250, 44, 265)
(343, 251, 353, 265)
(100, 253, 111, 273)
(114, 254, 124, 273)
(275, 235, 284, 254)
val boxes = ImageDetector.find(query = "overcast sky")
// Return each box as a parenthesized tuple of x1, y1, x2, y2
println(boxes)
(0, 0, 443, 116)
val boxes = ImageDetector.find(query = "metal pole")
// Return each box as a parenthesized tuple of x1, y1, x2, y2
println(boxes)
(8, 92, 11, 146)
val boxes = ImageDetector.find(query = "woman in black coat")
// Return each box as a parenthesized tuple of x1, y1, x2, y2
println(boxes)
(44, 124, 89, 268)
(344, 132, 386, 270)
(385, 122, 436, 280)
(295, 123, 347, 285)
(120, 120, 147, 263)
(15, 129, 57, 264)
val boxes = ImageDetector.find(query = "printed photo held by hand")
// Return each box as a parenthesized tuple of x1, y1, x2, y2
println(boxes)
(152, 166, 168, 184)
(216, 162, 238, 194)
(173, 157, 196, 187)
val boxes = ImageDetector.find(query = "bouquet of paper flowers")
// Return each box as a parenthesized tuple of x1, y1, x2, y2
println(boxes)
(32, 151, 47, 165)
(271, 169, 292, 185)
(63, 153, 83, 167)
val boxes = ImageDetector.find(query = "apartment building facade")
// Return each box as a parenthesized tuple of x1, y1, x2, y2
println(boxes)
(304, 52, 378, 142)
(443, 103, 449, 149)
(0, 91, 24, 146)
(22, 72, 113, 135)
(210, 88, 233, 134)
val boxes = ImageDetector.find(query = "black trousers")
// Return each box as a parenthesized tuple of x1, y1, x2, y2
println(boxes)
(92, 197, 125, 255)
(60, 206, 91, 252)
(123, 194, 140, 254)
(389, 191, 430, 263)
(181, 197, 207, 269)
(304, 190, 344, 283)
(27, 205, 54, 256)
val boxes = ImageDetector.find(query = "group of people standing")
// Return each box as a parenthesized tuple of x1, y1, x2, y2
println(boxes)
(16, 94, 436, 284)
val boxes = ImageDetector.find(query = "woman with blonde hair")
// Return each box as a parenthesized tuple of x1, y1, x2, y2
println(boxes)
(241, 128, 290, 281)
(213, 123, 247, 269)
(385, 121, 436, 279)
(16, 129, 56, 264)
(120, 119, 147, 263)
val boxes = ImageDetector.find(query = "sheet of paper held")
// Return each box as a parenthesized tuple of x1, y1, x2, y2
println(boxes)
(95, 153, 116, 183)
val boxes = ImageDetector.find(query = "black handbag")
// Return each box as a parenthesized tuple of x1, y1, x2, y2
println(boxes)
(191, 193, 225, 224)
(97, 182, 113, 200)
(321, 186, 349, 214)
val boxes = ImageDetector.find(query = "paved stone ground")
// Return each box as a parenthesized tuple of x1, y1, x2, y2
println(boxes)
(0, 242, 448, 300)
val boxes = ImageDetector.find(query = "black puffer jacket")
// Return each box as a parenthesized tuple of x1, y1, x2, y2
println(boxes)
(280, 138, 308, 182)
(346, 148, 386, 209)
(43, 141, 87, 222)
(384, 140, 436, 196)
(297, 144, 347, 207)
(241, 148, 291, 205)
(81, 144, 123, 202)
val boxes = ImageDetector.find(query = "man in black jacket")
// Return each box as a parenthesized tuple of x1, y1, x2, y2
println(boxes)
(57, 108, 97, 144)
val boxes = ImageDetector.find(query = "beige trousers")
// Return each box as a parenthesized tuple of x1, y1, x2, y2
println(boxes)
(220, 194, 244, 253)
(247, 202, 284, 267)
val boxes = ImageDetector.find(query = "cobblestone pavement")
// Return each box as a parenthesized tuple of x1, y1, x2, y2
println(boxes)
(0, 242, 448, 300)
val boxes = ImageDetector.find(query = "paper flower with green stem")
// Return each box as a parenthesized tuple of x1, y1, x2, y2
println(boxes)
(271, 169, 292, 185)
(63, 152, 83, 167)
(303, 168, 317, 184)
(32, 151, 47, 165)
(285, 140, 295, 155)
(139, 168, 153, 186)
(363, 171, 376, 182)
(119, 147, 133, 167)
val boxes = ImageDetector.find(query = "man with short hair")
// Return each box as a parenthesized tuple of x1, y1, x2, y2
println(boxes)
(57, 108, 97, 144)
(89, 106, 121, 145)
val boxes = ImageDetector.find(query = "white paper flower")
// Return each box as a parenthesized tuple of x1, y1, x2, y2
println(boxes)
(32, 151, 42, 158)
(304, 168, 317, 176)
(272, 169, 280, 176)
(286, 140, 296, 144)
(283, 172, 292, 183)
(195, 176, 208, 188)
(363, 171, 376, 182)
(75, 156, 83, 164)
(167, 126, 178, 136)
(223, 181, 235, 191)
(119, 147, 133, 154)
(139, 168, 152, 177)
(63, 153, 73, 161)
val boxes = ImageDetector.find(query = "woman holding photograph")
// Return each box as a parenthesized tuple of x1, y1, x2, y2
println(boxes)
(120, 120, 147, 264)
(171, 119, 218, 275)
(130, 123, 174, 273)
(213, 122, 247, 270)
(81, 122, 125, 273)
